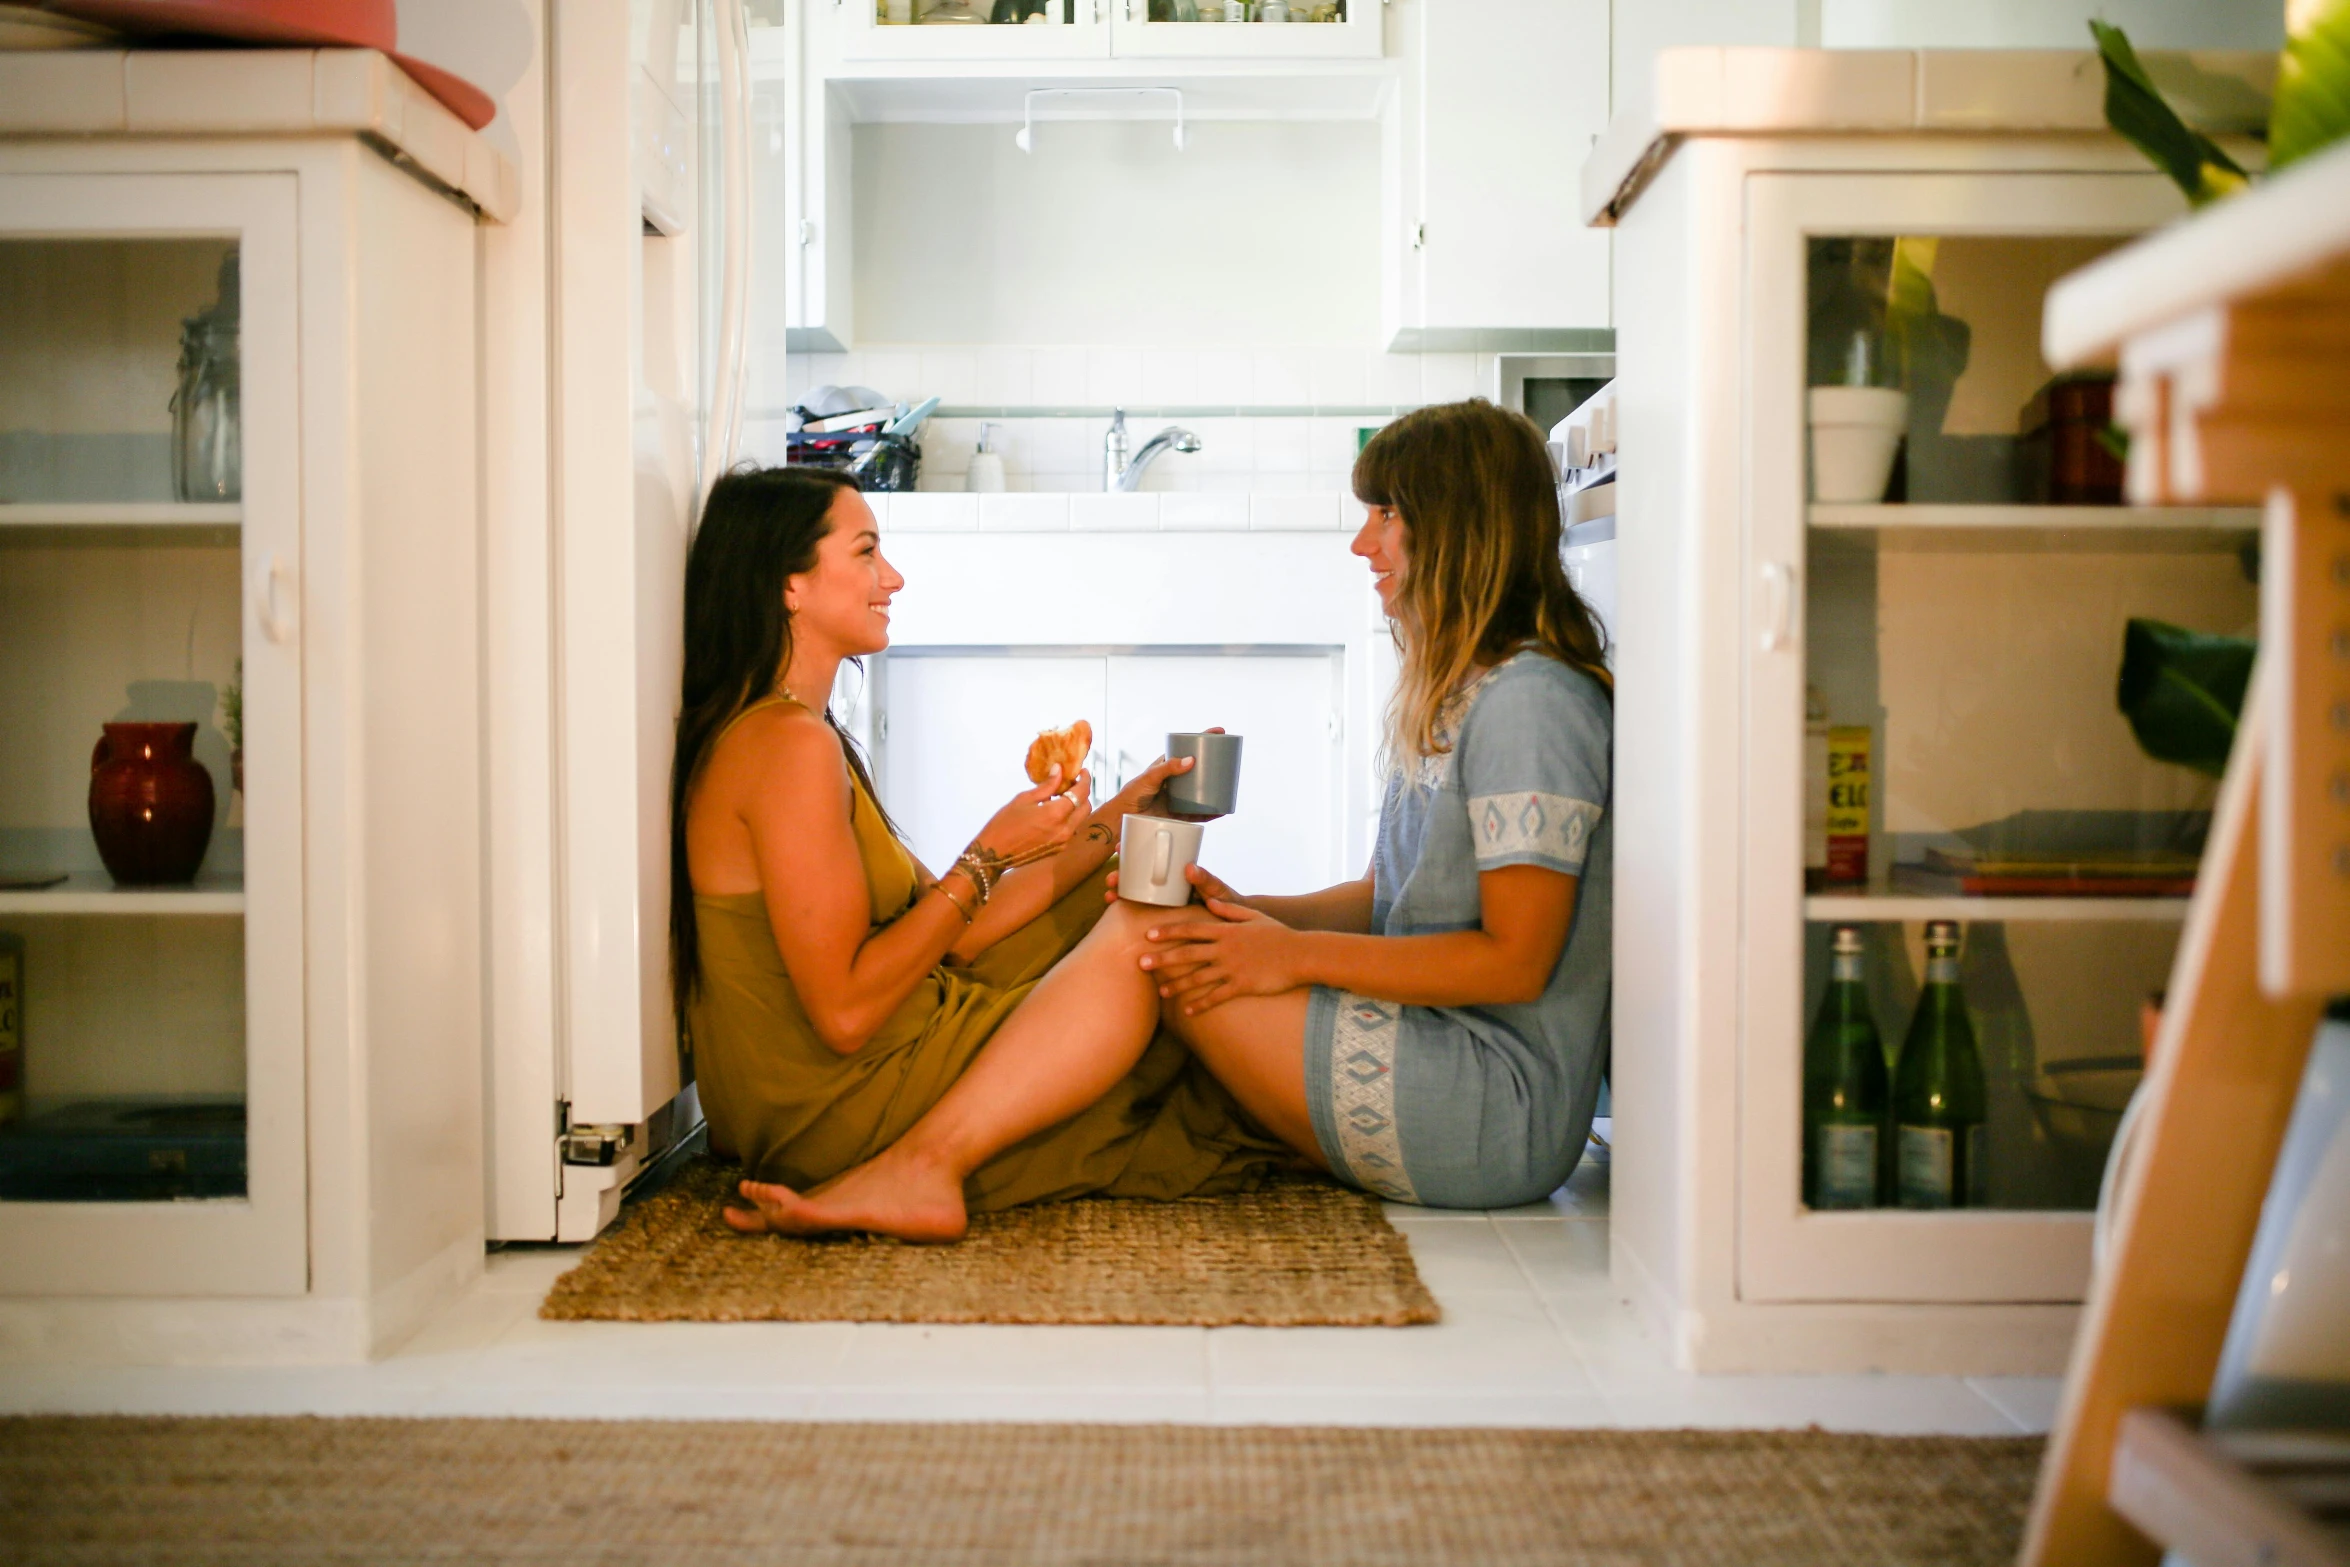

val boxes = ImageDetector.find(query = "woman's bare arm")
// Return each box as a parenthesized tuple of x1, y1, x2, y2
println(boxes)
(1239, 873, 1376, 934)
(733, 711, 983, 1054)
(935, 811, 1113, 966)
(1145, 865, 1577, 1014)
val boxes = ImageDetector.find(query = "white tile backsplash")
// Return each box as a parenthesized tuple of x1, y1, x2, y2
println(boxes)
(974, 347, 1034, 406)
(977, 493, 1070, 532)
(1069, 493, 1161, 532)
(1195, 348, 1253, 404)
(1158, 493, 1249, 532)
(1140, 349, 1200, 406)
(1250, 348, 1313, 405)
(1030, 347, 1088, 406)
(1310, 347, 1369, 406)
(1421, 352, 1478, 403)
(1087, 348, 1145, 406)
(917, 349, 978, 407)
(1253, 418, 1311, 473)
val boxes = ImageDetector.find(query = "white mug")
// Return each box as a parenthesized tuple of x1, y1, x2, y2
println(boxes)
(1117, 814, 1205, 907)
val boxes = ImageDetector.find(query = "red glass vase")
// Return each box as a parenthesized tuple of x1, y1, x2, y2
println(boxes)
(88, 722, 216, 886)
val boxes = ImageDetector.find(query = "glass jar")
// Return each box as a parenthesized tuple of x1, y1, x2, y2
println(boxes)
(171, 255, 241, 504)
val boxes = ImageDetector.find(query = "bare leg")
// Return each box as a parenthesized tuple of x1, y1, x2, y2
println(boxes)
(725, 899, 1212, 1241)
(1163, 990, 1329, 1173)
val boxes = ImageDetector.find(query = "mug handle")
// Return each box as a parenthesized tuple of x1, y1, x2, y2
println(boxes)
(90, 734, 111, 771)
(1152, 827, 1172, 884)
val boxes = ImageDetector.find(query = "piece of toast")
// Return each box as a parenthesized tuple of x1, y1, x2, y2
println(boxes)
(1024, 720, 1092, 788)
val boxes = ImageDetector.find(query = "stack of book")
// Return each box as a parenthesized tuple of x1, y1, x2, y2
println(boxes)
(1891, 845, 2199, 897)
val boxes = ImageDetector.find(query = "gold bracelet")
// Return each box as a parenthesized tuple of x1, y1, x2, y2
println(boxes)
(952, 848, 999, 907)
(938, 876, 976, 924)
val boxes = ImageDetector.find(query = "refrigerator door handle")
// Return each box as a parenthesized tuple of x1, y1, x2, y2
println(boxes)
(707, 0, 753, 498)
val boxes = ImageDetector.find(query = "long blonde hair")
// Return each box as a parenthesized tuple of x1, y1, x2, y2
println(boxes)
(1353, 399, 1611, 763)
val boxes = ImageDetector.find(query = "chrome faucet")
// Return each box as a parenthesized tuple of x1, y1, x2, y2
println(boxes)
(1103, 407, 1202, 492)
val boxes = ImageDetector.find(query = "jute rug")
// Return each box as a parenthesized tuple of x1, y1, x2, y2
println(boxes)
(538, 1158, 1439, 1327)
(0, 1416, 2045, 1566)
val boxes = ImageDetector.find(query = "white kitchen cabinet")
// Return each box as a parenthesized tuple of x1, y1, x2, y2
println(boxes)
(833, 0, 1378, 64)
(1589, 47, 2272, 1374)
(872, 650, 1346, 898)
(0, 51, 504, 1361)
(1386, 0, 1611, 348)
(766, 6, 854, 350)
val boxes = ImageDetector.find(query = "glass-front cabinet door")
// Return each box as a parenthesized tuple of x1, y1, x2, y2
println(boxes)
(835, 0, 1114, 62)
(1108, 0, 1379, 59)
(834, 0, 1376, 61)
(1737, 171, 2255, 1304)
(0, 174, 305, 1297)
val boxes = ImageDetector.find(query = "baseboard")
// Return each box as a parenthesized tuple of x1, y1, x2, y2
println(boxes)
(1682, 1298, 2083, 1376)
(0, 1295, 369, 1367)
(365, 1228, 487, 1358)
(0, 1231, 488, 1368)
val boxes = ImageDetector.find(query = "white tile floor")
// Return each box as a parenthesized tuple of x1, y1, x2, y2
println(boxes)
(0, 1157, 2058, 1433)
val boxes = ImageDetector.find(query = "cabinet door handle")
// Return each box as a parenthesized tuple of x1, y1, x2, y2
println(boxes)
(1758, 560, 1795, 652)
(256, 556, 299, 646)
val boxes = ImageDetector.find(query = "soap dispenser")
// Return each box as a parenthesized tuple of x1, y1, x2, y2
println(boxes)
(966, 423, 1006, 493)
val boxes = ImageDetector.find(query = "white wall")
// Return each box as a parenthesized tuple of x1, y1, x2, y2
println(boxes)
(1611, 0, 1802, 119)
(851, 119, 1382, 347)
(1819, 0, 2283, 50)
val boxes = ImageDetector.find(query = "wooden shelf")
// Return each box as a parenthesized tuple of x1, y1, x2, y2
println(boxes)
(0, 503, 240, 528)
(0, 871, 243, 916)
(1806, 891, 2192, 923)
(2108, 1408, 2350, 1567)
(1808, 504, 2260, 553)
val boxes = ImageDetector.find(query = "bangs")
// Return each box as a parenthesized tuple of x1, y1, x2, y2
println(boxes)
(1351, 426, 1401, 509)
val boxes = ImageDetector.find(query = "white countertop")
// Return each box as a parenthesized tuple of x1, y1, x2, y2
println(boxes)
(1582, 46, 2275, 229)
(2044, 135, 2350, 368)
(0, 48, 517, 222)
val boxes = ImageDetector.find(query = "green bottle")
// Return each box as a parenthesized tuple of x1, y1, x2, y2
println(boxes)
(1894, 919, 1989, 1208)
(1803, 923, 1888, 1209)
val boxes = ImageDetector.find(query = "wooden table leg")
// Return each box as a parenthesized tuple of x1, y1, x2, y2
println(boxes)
(2019, 679, 2327, 1567)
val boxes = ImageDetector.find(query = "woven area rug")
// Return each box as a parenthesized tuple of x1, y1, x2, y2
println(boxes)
(0, 1417, 2045, 1567)
(538, 1158, 1440, 1327)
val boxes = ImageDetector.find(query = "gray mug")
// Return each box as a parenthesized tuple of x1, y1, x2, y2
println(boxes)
(1162, 731, 1242, 820)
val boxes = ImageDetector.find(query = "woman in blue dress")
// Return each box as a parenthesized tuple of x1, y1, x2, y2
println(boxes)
(1137, 397, 1614, 1208)
(725, 398, 1610, 1235)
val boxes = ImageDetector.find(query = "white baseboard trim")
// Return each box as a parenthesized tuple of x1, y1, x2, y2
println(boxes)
(365, 1228, 487, 1358)
(0, 1230, 487, 1368)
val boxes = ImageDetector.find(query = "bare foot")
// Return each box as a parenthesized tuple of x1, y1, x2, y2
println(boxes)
(720, 1151, 969, 1242)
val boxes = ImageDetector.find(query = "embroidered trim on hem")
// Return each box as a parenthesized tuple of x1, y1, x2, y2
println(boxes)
(1327, 991, 1418, 1204)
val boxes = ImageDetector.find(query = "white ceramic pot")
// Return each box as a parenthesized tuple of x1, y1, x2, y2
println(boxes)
(1808, 386, 1909, 504)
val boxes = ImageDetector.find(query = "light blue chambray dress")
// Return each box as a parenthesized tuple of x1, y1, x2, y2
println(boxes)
(1303, 649, 1613, 1209)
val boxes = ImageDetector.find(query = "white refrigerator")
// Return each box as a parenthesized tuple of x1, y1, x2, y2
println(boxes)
(486, 0, 752, 1242)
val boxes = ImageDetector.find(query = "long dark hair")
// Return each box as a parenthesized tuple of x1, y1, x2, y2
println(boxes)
(1352, 399, 1611, 761)
(669, 465, 892, 1017)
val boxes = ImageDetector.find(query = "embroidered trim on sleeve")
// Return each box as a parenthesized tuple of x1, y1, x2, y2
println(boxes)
(1327, 992, 1419, 1204)
(1468, 792, 1601, 871)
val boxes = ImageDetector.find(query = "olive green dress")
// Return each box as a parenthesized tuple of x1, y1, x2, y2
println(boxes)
(688, 702, 1286, 1211)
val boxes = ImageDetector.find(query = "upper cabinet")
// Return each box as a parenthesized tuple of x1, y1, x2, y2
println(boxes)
(835, 0, 1381, 63)
(1387, 0, 1611, 346)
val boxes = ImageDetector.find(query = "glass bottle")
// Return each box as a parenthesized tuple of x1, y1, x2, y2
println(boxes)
(1894, 919, 1990, 1209)
(170, 252, 241, 503)
(1804, 923, 1888, 1209)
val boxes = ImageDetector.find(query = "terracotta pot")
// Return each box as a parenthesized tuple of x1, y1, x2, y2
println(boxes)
(88, 722, 216, 886)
